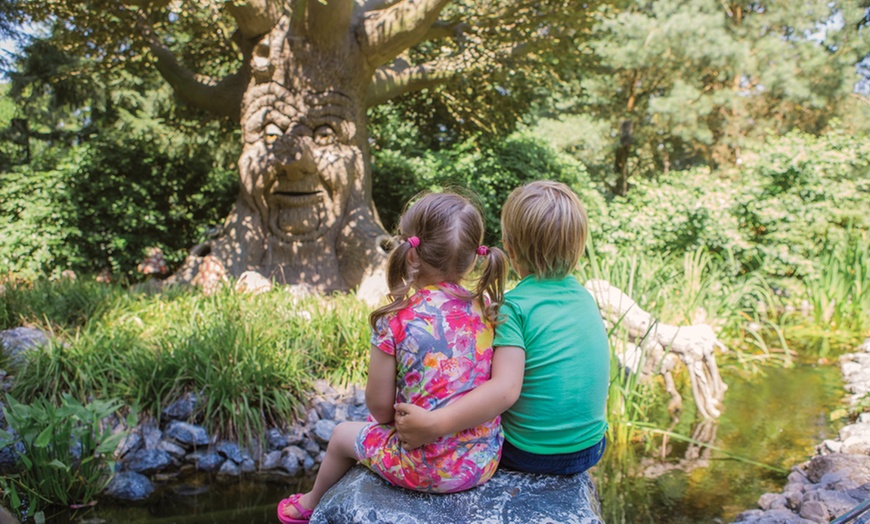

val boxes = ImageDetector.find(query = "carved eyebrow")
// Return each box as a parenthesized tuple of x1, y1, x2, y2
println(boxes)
(305, 91, 355, 119)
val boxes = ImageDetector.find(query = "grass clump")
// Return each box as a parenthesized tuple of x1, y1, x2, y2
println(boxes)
(6, 283, 371, 444)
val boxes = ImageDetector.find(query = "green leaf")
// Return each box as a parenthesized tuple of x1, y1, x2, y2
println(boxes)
(34, 427, 53, 448)
(48, 459, 70, 472)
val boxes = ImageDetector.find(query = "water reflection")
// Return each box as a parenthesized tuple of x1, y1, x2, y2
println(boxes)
(597, 363, 844, 523)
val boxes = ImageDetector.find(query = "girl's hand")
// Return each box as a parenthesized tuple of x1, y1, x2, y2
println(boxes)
(394, 403, 443, 450)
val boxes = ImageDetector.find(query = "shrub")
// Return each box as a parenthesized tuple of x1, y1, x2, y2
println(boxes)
(372, 131, 605, 245)
(0, 394, 130, 522)
(0, 133, 238, 281)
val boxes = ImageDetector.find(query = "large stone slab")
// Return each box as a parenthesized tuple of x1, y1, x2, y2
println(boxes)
(311, 466, 603, 524)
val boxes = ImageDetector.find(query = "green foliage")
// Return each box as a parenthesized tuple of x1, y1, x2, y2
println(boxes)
(8, 284, 371, 440)
(541, 0, 870, 193)
(0, 277, 125, 331)
(0, 394, 130, 522)
(596, 128, 870, 284)
(0, 131, 238, 281)
(370, 120, 606, 244)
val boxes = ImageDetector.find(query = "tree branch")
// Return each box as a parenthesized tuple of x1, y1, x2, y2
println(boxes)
(307, 0, 355, 48)
(359, 0, 452, 67)
(226, 0, 281, 39)
(366, 56, 459, 106)
(138, 17, 248, 122)
(358, 0, 403, 11)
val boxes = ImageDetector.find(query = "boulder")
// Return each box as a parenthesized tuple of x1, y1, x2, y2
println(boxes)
(311, 466, 603, 524)
(0, 327, 51, 368)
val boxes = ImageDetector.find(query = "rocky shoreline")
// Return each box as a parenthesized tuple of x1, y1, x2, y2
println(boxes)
(3, 327, 870, 522)
(0, 326, 371, 502)
(734, 338, 870, 524)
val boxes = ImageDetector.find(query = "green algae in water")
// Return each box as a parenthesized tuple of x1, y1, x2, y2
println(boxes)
(598, 363, 845, 524)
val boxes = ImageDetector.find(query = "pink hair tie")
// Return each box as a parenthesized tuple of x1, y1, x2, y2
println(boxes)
(407, 236, 420, 248)
(477, 245, 489, 256)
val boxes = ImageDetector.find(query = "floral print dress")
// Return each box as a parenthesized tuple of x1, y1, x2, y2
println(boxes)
(354, 282, 503, 493)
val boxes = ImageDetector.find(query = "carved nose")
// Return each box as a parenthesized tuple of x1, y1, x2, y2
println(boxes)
(273, 134, 317, 174)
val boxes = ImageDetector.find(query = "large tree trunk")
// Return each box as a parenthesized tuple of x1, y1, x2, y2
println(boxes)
(171, 8, 391, 294)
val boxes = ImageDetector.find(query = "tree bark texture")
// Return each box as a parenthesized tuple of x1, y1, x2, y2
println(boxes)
(165, 1, 454, 294)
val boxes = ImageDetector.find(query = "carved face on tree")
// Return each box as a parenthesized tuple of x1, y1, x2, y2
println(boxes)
(239, 84, 363, 244)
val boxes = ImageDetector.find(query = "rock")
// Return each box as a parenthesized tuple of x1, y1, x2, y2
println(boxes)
(311, 466, 603, 524)
(262, 450, 283, 470)
(191, 451, 224, 472)
(0, 441, 24, 475)
(162, 392, 200, 421)
(313, 420, 337, 444)
(215, 441, 245, 464)
(801, 489, 859, 519)
(759, 493, 787, 510)
(805, 454, 870, 485)
(733, 509, 764, 521)
(303, 439, 321, 457)
(347, 404, 370, 421)
(219, 459, 241, 477)
(115, 432, 143, 460)
(125, 449, 173, 474)
(281, 454, 300, 476)
(158, 440, 187, 459)
(267, 428, 289, 450)
(234, 270, 272, 295)
(141, 422, 162, 450)
(240, 458, 256, 473)
(165, 421, 209, 447)
(798, 500, 828, 523)
(104, 471, 155, 501)
(285, 426, 306, 446)
(0, 327, 51, 367)
(314, 399, 337, 421)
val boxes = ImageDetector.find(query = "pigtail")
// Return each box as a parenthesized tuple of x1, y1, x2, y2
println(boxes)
(474, 246, 508, 325)
(369, 238, 421, 330)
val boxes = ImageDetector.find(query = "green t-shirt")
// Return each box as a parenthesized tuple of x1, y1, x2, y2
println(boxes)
(493, 275, 610, 455)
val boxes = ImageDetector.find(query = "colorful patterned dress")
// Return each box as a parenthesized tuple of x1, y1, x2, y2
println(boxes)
(354, 282, 503, 493)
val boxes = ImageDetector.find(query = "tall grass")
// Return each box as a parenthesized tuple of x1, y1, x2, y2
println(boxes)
(6, 283, 371, 443)
(781, 232, 870, 356)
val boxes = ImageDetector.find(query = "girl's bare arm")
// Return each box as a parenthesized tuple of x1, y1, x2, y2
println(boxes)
(394, 346, 525, 449)
(366, 345, 397, 424)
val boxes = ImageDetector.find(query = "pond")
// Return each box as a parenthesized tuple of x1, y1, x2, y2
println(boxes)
(54, 363, 844, 524)
(599, 362, 845, 523)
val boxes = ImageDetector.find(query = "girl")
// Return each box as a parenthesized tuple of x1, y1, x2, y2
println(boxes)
(278, 192, 507, 523)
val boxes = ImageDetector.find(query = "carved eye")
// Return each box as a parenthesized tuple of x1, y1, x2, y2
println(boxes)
(313, 125, 336, 146)
(264, 123, 283, 145)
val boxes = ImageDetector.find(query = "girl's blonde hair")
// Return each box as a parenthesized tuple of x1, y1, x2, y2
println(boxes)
(501, 180, 587, 279)
(369, 192, 507, 328)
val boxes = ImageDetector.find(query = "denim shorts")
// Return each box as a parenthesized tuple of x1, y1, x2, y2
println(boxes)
(499, 435, 606, 475)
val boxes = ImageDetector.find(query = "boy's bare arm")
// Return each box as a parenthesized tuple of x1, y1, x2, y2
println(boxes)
(394, 346, 525, 449)
(366, 345, 398, 424)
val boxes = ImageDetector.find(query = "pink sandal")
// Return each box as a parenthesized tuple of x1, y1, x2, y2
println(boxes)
(277, 493, 313, 523)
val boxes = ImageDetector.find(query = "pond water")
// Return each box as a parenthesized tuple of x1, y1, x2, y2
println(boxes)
(56, 363, 844, 524)
(599, 362, 845, 523)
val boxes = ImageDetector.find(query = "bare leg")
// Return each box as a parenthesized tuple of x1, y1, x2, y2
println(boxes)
(282, 421, 369, 519)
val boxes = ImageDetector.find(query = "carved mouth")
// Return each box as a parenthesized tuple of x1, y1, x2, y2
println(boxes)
(272, 190, 323, 207)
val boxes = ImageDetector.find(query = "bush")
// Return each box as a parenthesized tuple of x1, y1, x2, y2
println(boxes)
(0, 394, 130, 522)
(372, 132, 605, 245)
(597, 128, 870, 282)
(0, 134, 237, 281)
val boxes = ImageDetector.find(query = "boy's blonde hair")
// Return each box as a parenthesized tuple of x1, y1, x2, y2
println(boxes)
(501, 180, 587, 279)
